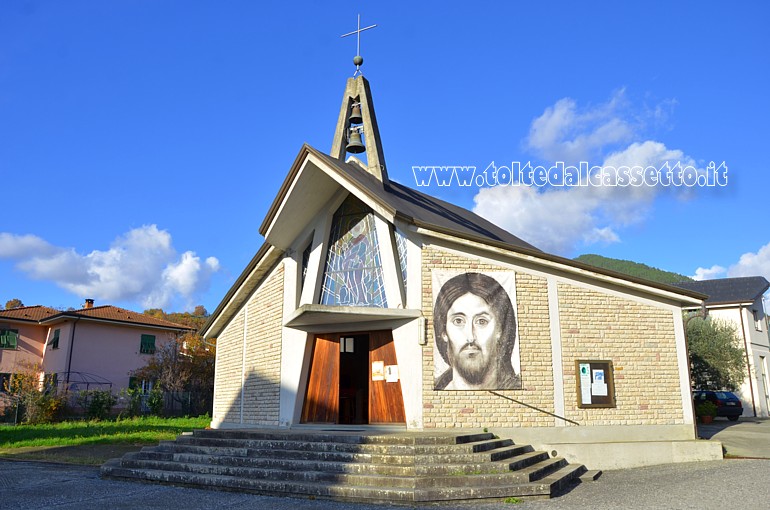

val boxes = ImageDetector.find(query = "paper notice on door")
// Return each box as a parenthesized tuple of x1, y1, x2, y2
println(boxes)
(372, 361, 384, 381)
(385, 365, 399, 383)
(579, 363, 592, 404)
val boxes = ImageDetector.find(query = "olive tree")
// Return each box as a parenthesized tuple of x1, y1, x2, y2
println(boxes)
(686, 315, 746, 390)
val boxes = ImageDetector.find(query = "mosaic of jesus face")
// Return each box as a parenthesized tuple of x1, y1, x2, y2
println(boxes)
(443, 292, 502, 385)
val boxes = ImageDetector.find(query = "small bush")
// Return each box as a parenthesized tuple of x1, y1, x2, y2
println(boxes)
(4, 363, 68, 424)
(695, 400, 718, 418)
(76, 389, 117, 420)
(147, 386, 164, 416)
(118, 387, 144, 418)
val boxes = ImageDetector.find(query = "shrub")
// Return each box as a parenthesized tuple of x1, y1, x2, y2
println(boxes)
(3, 362, 68, 424)
(147, 386, 164, 416)
(76, 389, 117, 420)
(695, 400, 718, 418)
(118, 386, 144, 418)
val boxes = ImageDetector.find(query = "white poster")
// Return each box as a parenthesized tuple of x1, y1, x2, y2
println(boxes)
(592, 369, 608, 396)
(432, 271, 521, 390)
(371, 361, 384, 381)
(579, 363, 592, 404)
(385, 365, 399, 383)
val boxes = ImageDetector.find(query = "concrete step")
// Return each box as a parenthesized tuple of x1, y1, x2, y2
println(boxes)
(101, 430, 592, 504)
(101, 460, 571, 503)
(177, 435, 420, 455)
(101, 461, 416, 503)
(117, 457, 419, 488)
(155, 442, 418, 465)
(192, 429, 495, 446)
(178, 434, 510, 456)
(412, 444, 544, 465)
(535, 463, 587, 496)
(133, 450, 418, 476)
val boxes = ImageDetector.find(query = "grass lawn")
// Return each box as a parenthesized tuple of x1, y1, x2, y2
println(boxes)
(0, 415, 209, 465)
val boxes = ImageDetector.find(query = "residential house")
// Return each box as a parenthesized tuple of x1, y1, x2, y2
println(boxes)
(673, 276, 770, 418)
(0, 300, 192, 395)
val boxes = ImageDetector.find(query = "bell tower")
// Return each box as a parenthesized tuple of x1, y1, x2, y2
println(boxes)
(330, 15, 388, 184)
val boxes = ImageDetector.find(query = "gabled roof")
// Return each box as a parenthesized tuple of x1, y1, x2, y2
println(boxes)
(672, 277, 770, 306)
(204, 142, 707, 339)
(260, 144, 539, 252)
(0, 305, 60, 323)
(312, 148, 541, 251)
(0, 304, 195, 332)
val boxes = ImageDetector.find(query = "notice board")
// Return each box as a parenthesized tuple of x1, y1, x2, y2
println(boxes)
(575, 360, 616, 409)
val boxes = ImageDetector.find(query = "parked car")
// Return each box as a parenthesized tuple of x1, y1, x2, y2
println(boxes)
(693, 390, 743, 421)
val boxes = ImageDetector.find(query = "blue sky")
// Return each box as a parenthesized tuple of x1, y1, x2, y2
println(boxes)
(1, 1, 768, 313)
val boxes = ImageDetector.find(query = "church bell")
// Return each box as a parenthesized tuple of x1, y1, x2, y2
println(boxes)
(346, 126, 365, 153)
(349, 102, 363, 125)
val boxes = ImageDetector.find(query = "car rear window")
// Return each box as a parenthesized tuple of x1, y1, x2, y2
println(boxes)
(715, 392, 737, 400)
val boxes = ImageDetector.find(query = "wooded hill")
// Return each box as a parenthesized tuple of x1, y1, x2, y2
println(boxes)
(574, 254, 693, 285)
(143, 308, 208, 331)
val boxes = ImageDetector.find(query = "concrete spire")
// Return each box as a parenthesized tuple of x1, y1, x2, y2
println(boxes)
(330, 75, 389, 184)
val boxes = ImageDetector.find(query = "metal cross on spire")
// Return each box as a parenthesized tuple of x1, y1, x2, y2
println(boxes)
(340, 14, 377, 76)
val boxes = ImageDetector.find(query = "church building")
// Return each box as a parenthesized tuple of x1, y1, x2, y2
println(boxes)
(201, 66, 721, 469)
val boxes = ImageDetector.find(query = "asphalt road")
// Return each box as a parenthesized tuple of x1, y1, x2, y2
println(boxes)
(696, 416, 770, 457)
(2, 419, 769, 510)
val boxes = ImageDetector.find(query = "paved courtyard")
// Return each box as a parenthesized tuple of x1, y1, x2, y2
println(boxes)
(2, 419, 769, 509)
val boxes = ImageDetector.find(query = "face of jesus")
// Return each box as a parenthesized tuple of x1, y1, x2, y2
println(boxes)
(443, 292, 501, 385)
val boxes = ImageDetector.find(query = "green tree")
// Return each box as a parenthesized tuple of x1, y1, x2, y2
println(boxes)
(4, 298, 24, 310)
(687, 316, 746, 390)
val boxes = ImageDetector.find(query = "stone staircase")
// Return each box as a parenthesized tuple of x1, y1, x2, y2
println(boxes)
(101, 429, 594, 504)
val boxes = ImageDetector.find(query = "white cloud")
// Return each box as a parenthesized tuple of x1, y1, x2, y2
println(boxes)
(727, 242, 770, 279)
(472, 93, 703, 255)
(691, 243, 770, 284)
(0, 225, 220, 309)
(525, 90, 635, 163)
(0, 233, 57, 258)
(692, 265, 727, 281)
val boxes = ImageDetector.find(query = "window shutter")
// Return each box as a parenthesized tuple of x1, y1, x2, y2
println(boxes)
(50, 329, 60, 349)
(140, 334, 156, 354)
(0, 329, 18, 349)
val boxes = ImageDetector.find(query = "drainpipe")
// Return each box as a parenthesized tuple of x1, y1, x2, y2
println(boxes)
(65, 317, 81, 388)
(738, 306, 757, 417)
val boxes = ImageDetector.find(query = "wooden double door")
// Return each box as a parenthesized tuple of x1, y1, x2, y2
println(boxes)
(301, 330, 406, 425)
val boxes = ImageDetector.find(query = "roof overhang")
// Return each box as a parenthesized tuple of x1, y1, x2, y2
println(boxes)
(683, 301, 755, 310)
(413, 225, 707, 307)
(39, 315, 192, 332)
(201, 244, 284, 339)
(284, 304, 421, 332)
(259, 145, 396, 250)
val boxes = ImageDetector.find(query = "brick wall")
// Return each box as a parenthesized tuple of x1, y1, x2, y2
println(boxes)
(421, 246, 684, 428)
(213, 263, 284, 426)
(242, 264, 284, 426)
(558, 283, 684, 425)
(213, 311, 244, 424)
(421, 246, 555, 428)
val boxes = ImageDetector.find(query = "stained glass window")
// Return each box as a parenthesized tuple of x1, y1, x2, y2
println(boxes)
(320, 195, 387, 307)
(394, 227, 408, 297)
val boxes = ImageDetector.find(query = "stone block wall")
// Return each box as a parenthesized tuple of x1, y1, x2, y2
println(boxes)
(558, 283, 683, 425)
(213, 311, 244, 424)
(421, 246, 555, 428)
(242, 264, 284, 426)
(212, 263, 284, 426)
(421, 246, 685, 429)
